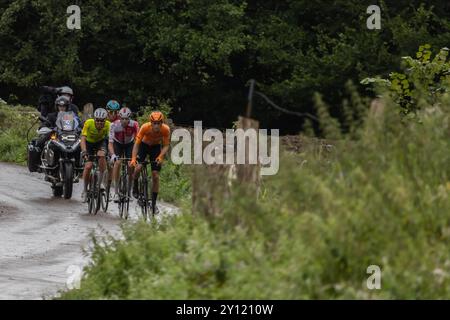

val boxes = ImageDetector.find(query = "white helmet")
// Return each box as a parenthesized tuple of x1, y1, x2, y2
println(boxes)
(58, 86, 74, 96)
(118, 107, 132, 119)
(93, 108, 108, 120)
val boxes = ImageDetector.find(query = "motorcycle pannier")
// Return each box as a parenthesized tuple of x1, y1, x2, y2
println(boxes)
(27, 140, 41, 172)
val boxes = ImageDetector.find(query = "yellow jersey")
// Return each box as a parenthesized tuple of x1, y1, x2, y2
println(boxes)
(81, 118, 111, 143)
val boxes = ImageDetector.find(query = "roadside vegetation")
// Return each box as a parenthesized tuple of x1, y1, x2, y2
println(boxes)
(0, 104, 38, 164)
(60, 95, 450, 299)
(59, 47, 450, 299)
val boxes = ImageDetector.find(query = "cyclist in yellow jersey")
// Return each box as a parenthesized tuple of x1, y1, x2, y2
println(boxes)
(80, 108, 111, 202)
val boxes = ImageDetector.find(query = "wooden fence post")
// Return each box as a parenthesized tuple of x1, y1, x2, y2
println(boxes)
(235, 116, 261, 195)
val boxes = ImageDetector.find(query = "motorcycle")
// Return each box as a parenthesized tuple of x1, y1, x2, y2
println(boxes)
(27, 112, 83, 199)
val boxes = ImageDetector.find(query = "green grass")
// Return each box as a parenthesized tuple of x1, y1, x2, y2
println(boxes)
(0, 104, 39, 164)
(59, 93, 450, 299)
(158, 160, 191, 206)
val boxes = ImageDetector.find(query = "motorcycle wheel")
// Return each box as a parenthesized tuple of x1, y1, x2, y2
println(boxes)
(63, 162, 74, 199)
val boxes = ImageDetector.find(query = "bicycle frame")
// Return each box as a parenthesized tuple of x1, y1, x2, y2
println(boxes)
(117, 157, 132, 219)
(85, 155, 108, 215)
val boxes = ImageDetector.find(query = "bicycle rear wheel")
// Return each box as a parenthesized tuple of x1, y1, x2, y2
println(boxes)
(101, 176, 110, 213)
(123, 174, 130, 220)
(118, 173, 126, 219)
(124, 195, 130, 219)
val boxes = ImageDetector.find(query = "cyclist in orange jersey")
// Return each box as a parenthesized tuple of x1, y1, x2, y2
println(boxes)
(129, 111, 170, 214)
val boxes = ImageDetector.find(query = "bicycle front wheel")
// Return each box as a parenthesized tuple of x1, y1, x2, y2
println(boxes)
(101, 178, 110, 213)
(94, 172, 101, 215)
(139, 176, 148, 221)
(87, 172, 95, 214)
(118, 173, 126, 219)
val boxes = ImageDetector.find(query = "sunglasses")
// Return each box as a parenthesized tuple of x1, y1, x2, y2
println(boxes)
(95, 119, 105, 123)
(120, 118, 130, 121)
(151, 121, 162, 125)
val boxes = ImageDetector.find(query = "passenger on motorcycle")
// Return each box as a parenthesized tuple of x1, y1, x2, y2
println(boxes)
(108, 107, 139, 202)
(80, 108, 111, 202)
(38, 86, 79, 119)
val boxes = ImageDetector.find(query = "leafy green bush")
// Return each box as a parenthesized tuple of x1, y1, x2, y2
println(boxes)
(136, 99, 172, 125)
(60, 91, 450, 299)
(362, 45, 450, 118)
(158, 160, 191, 206)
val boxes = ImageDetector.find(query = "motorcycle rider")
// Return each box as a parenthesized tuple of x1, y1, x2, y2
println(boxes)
(80, 108, 111, 202)
(38, 85, 79, 119)
(108, 107, 139, 202)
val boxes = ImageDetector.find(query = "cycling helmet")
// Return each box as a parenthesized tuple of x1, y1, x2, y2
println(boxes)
(106, 100, 120, 111)
(149, 111, 164, 122)
(118, 107, 132, 119)
(58, 86, 74, 96)
(55, 95, 70, 108)
(94, 108, 108, 120)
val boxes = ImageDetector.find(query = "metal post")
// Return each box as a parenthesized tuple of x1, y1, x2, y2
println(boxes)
(246, 79, 255, 118)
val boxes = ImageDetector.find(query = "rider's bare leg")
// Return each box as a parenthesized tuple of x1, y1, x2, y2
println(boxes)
(127, 165, 135, 196)
(98, 150, 106, 188)
(132, 163, 142, 196)
(82, 162, 93, 192)
(113, 159, 121, 194)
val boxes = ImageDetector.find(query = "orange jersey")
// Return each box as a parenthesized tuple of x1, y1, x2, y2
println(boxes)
(135, 122, 171, 146)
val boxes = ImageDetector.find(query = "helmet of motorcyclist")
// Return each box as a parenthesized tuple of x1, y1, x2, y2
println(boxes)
(58, 86, 74, 96)
(55, 96, 70, 111)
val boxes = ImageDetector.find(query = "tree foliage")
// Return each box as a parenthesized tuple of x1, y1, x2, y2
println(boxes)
(1, 0, 450, 132)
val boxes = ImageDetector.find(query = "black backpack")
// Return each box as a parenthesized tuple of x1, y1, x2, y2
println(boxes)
(37, 92, 56, 114)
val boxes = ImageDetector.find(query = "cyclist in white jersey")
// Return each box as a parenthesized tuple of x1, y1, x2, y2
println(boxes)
(108, 107, 139, 202)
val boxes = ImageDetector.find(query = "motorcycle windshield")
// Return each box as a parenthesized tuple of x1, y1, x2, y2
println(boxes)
(56, 112, 79, 132)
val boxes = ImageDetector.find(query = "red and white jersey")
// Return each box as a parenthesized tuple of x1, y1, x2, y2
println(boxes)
(109, 119, 139, 144)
